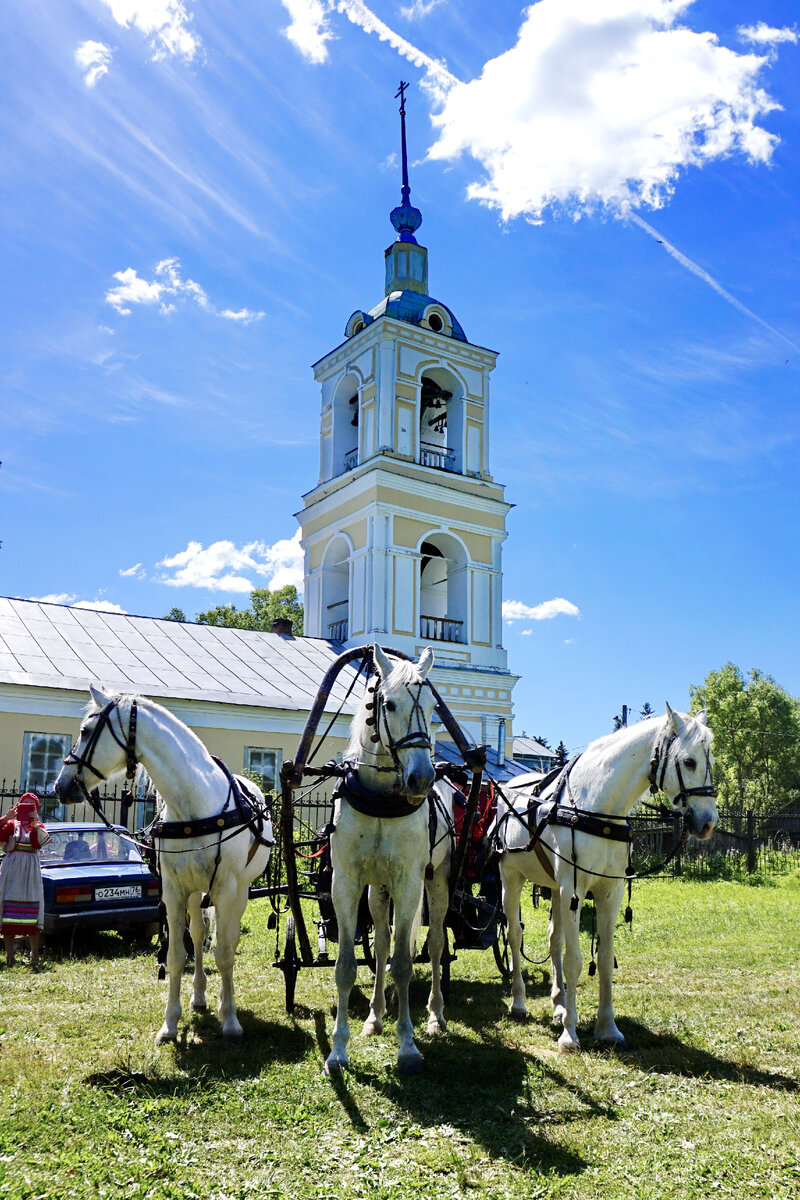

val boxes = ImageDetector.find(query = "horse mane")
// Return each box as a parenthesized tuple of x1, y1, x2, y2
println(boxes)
(86, 691, 213, 761)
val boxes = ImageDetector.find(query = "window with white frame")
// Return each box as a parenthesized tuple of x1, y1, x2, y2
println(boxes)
(21, 732, 71, 793)
(243, 747, 281, 795)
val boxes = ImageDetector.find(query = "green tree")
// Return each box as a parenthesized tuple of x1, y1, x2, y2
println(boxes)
(639, 702, 655, 719)
(554, 740, 569, 767)
(163, 607, 187, 622)
(533, 734, 551, 750)
(197, 585, 304, 635)
(690, 662, 800, 816)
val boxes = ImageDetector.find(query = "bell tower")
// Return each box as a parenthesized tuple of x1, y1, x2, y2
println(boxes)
(297, 85, 517, 752)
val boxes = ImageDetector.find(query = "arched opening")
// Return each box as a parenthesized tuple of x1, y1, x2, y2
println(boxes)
(418, 368, 463, 473)
(419, 533, 468, 644)
(331, 373, 360, 477)
(322, 536, 350, 641)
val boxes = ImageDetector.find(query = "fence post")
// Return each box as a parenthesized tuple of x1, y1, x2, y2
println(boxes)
(673, 814, 682, 876)
(746, 808, 756, 873)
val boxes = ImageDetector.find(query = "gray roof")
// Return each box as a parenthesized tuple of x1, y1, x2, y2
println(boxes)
(0, 597, 361, 714)
(513, 737, 557, 758)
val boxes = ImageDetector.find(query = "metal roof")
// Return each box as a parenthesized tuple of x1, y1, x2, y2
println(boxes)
(0, 597, 362, 714)
(513, 737, 557, 758)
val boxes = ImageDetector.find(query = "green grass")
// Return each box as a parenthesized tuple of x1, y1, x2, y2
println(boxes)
(1, 877, 799, 1199)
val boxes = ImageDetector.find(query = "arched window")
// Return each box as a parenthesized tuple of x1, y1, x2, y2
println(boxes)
(331, 373, 361, 477)
(418, 368, 463, 473)
(419, 533, 468, 644)
(322, 536, 350, 641)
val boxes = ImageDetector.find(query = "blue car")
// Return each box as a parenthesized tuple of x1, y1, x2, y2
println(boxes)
(39, 823, 161, 937)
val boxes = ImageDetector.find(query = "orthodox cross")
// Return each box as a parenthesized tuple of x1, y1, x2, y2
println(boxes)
(396, 80, 411, 206)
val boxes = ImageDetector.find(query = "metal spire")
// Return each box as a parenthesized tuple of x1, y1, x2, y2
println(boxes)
(390, 81, 422, 243)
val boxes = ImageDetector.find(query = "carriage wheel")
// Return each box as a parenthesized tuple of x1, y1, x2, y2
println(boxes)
(492, 913, 513, 979)
(282, 914, 300, 1015)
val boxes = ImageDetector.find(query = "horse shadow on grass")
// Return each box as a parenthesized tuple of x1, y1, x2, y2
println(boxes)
(611, 1017, 800, 1093)
(311, 996, 606, 1179)
(85, 1008, 315, 1098)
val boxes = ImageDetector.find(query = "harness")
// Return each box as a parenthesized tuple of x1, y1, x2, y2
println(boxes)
(492, 717, 716, 918)
(62, 700, 274, 890)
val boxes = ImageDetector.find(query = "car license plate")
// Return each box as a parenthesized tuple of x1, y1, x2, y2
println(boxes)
(95, 885, 141, 901)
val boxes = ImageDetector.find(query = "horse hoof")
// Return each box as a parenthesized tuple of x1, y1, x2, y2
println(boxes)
(191, 1001, 208, 1013)
(222, 1028, 244, 1045)
(509, 1006, 527, 1023)
(597, 1036, 628, 1052)
(155, 1028, 177, 1046)
(557, 1034, 580, 1054)
(362, 1018, 383, 1037)
(324, 1055, 348, 1075)
(397, 1051, 423, 1075)
(426, 1016, 446, 1035)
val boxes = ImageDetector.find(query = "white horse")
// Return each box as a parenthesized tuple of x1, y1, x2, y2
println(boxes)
(326, 644, 454, 1075)
(54, 686, 273, 1044)
(494, 705, 717, 1052)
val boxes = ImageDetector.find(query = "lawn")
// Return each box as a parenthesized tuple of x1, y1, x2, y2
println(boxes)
(1, 875, 798, 1200)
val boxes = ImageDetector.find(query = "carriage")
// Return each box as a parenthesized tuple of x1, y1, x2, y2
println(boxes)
(263, 645, 514, 1014)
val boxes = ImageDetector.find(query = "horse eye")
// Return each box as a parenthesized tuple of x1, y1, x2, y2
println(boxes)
(385, 700, 396, 713)
(684, 757, 697, 771)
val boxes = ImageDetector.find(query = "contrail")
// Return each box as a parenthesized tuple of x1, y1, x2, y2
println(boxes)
(332, 0, 456, 97)
(630, 212, 799, 354)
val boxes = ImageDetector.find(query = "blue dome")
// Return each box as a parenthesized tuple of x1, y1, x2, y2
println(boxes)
(367, 291, 467, 342)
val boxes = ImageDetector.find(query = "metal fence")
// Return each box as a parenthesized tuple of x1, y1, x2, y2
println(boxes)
(630, 805, 800, 880)
(0, 781, 158, 832)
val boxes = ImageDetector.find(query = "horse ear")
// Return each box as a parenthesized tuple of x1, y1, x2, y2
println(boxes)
(665, 702, 685, 733)
(89, 683, 110, 710)
(373, 644, 393, 681)
(694, 708, 708, 727)
(418, 647, 434, 678)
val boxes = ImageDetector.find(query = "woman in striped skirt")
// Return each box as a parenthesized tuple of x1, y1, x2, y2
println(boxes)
(0, 793, 51, 967)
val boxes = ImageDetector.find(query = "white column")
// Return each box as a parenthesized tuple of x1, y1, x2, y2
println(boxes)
(377, 339, 395, 451)
(368, 512, 390, 633)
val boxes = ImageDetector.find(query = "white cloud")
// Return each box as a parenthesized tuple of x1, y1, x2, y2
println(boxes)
(427, 0, 781, 221)
(105, 257, 263, 322)
(157, 531, 304, 593)
(28, 593, 127, 614)
(30, 593, 77, 605)
(738, 23, 798, 47)
(72, 599, 128, 614)
(119, 563, 146, 578)
(75, 41, 113, 87)
(503, 598, 581, 622)
(400, 1, 446, 18)
(219, 308, 265, 324)
(100, 1, 200, 61)
(279, 0, 333, 63)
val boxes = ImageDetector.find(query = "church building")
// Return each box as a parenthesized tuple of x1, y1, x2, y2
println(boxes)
(299, 85, 518, 754)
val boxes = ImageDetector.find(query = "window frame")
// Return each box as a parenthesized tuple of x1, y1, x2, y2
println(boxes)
(243, 747, 281, 796)
(21, 731, 71, 794)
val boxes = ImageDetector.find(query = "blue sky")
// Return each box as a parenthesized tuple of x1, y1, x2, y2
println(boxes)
(2, 1, 799, 752)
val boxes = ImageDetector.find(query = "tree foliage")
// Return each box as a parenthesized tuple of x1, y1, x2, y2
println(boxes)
(163, 607, 187, 622)
(690, 662, 800, 816)
(554, 740, 569, 767)
(196, 585, 304, 635)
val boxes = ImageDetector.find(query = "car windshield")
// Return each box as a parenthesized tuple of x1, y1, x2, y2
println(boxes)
(40, 829, 143, 866)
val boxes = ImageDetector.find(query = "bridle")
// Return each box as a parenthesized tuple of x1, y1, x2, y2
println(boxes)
(62, 698, 138, 800)
(360, 672, 433, 781)
(648, 717, 716, 811)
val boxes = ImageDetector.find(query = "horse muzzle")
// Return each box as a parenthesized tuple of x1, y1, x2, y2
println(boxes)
(686, 806, 718, 841)
(53, 773, 87, 806)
